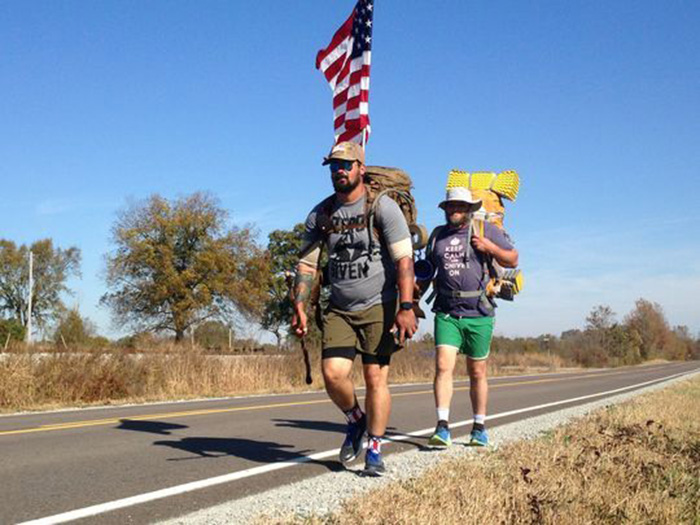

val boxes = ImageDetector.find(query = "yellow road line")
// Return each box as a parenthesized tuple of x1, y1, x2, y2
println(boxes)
(0, 399, 332, 436)
(0, 367, 670, 437)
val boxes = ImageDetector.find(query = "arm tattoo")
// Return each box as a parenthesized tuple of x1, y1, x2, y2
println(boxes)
(294, 272, 315, 306)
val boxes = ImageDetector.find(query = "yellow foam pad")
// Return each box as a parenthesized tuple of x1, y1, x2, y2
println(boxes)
(447, 170, 520, 202)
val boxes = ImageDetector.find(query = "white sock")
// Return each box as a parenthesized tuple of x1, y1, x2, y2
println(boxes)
(437, 407, 450, 422)
(474, 414, 486, 425)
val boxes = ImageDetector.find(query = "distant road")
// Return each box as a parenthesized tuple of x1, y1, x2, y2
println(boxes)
(1, 361, 697, 524)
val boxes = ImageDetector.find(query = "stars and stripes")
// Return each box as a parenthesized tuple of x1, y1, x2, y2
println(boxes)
(315, 0, 374, 145)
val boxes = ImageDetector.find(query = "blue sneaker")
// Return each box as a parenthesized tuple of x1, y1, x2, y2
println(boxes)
(362, 448, 386, 477)
(339, 415, 366, 464)
(428, 423, 452, 447)
(468, 427, 489, 447)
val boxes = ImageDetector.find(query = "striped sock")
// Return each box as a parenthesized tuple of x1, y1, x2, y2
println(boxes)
(368, 435, 382, 453)
(344, 403, 364, 424)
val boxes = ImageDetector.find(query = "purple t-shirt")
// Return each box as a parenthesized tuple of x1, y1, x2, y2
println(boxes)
(429, 222, 514, 317)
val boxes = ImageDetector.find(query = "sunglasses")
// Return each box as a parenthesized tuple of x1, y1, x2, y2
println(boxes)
(329, 159, 356, 172)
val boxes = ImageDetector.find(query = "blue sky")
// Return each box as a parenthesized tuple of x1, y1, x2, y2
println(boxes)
(2, 1, 699, 339)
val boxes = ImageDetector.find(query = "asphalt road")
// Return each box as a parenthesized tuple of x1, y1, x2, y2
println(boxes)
(1, 361, 697, 524)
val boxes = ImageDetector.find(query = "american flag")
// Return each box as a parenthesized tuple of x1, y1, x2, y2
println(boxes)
(315, 0, 374, 145)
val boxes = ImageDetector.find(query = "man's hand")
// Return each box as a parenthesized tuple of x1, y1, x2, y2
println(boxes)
(471, 232, 496, 255)
(291, 305, 308, 338)
(472, 232, 519, 268)
(393, 308, 417, 344)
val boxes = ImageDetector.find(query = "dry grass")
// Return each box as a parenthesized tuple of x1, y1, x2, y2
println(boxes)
(0, 348, 315, 412)
(0, 343, 569, 413)
(278, 376, 700, 524)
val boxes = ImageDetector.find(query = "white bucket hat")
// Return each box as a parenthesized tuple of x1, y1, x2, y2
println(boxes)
(438, 187, 482, 211)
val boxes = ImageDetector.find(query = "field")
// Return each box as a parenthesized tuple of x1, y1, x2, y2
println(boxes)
(0, 342, 568, 412)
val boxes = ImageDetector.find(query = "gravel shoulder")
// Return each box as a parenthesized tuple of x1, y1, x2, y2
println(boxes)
(158, 370, 699, 524)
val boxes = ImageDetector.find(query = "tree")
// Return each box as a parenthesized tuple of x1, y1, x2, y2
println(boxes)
(53, 308, 97, 347)
(261, 224, 306, 347)
(585, 305, 616, 332)
(0, 239, 81, 329)
(194, 320, 232, 350)
(667, 325, 694, 360)
(582, 305, 644, 366)
(584, 305, 617, 355)
(102, 193, 269, 342)
(624, 299, 670, 360)
(0, 319, 25, 348)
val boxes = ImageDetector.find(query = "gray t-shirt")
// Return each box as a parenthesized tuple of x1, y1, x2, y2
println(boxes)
(429, 222, 514, 317)
(301, 193, 411, 311)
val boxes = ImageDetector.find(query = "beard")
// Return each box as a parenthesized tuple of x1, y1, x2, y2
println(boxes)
(332, 173, 361, 194)
(446, 211, 470, 228)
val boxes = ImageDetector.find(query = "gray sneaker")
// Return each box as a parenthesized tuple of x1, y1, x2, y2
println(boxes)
(339, 415, 366, 464)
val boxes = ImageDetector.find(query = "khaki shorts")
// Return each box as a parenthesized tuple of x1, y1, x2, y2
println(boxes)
(322, 300, 400, 365)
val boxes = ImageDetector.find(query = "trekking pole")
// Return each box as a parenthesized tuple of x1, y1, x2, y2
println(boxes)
(300, 336, 313, 385)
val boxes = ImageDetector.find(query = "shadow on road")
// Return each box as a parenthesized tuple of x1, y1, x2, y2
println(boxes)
(273, 418, 398, 435)
(117, 419, 189, 435)
(271, 418, 346, 434)
(273, 418, 427, 449)
(153, 436, 343, 472)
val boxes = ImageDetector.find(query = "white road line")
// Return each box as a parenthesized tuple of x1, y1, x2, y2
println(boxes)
(19, 369, 695, 525)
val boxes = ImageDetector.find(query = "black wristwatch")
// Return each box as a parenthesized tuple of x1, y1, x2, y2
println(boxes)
(399, 301, 414, 311)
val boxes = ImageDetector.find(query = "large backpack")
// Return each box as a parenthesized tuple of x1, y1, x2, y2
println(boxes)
(364, 166, 428, 251)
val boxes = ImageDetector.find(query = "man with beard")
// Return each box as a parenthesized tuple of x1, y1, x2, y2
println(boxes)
(419, 187, 518, 448)
(292, 141, 417, 476)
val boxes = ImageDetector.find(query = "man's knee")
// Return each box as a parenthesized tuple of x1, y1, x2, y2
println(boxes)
(468, 360, 488, 380)
(435, 346, 457, 378)
(322, 356, 353, 385)
(435, 360, 454, 379)
(363, 365, 388, 391)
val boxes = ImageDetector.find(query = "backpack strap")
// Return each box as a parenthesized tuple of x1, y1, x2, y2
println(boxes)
(425, 225, 444, 261)
(366, 189, 411, 260)
(471, 217, 499, 313)
(437, 288, 483, 299)
(298, 194, 336, 260)
(423, 226, 444, 304)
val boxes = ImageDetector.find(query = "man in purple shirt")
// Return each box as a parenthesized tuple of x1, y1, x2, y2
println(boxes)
(419, 187, 518, 447)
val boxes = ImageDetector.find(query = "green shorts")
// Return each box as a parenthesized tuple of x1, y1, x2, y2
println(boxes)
(322, 300, 400, 365)
(434, 313, 494, 360)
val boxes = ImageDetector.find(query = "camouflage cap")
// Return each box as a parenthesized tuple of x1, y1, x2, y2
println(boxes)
(322, 141, 365, 165)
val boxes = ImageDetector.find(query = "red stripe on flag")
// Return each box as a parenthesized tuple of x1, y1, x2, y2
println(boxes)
(315, 12, 355, 70)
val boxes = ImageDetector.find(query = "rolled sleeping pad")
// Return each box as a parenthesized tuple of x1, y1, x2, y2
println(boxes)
(414, 258, 435, 281)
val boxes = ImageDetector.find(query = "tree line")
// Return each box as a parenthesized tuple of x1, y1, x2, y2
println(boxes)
(0, 191, 698, 364)
(489, 301, 699, 366)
